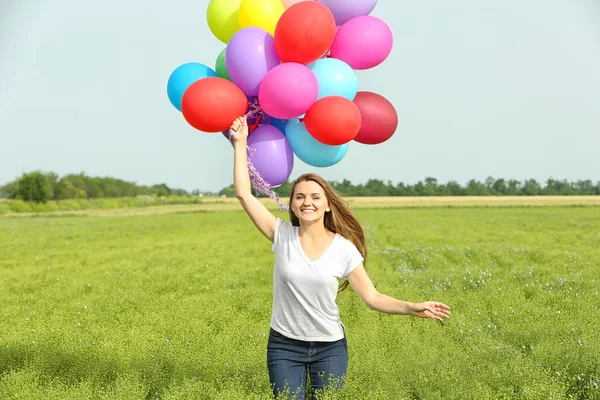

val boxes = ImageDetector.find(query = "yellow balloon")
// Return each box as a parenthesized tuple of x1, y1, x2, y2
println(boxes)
(238, 0, 284, 36)
(206, 0, 243, 44)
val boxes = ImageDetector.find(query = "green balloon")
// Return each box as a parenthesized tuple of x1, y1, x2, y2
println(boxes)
(215, 49, 232, 81)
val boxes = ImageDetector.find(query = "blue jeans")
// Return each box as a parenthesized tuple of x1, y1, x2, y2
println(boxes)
(267, 328, 348, 399)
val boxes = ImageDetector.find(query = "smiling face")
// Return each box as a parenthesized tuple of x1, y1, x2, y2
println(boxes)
(291, 180, 331, 224)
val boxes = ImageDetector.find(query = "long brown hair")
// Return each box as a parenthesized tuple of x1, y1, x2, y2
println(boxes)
(289, 173, 367, 292)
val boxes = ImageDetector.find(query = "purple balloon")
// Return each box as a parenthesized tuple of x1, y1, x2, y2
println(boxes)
(226, 27, 281, 97)
(247, 125, 294, 187)
(318, 0, 378, 25)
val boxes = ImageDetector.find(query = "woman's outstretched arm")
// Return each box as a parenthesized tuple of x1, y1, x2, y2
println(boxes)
(231, 116, 278, 242)
(347, 263, 451, 322)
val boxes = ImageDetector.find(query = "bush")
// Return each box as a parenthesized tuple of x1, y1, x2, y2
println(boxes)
(0, 203, 10, 215)
(29, 202, 59, 213)
(9, 200, 31, 213)
(15, 171, 52, 203)
(135, 195, 156, 207)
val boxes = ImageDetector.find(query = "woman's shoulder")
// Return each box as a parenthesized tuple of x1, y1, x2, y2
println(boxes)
(275, 218, 295, 238)
(276, 217, 293, 228)
(334, 233, 358, 249)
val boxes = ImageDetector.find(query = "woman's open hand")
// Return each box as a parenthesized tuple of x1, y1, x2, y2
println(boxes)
(412, 302, 452, 322)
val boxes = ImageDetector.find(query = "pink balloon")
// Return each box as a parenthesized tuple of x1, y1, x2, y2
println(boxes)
(330, 16, 393, 70)
(259, 63, 318, 119)
(280, 0, 312, 9)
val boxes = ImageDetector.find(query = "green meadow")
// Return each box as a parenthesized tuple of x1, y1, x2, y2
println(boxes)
(1, 206, 599, 399)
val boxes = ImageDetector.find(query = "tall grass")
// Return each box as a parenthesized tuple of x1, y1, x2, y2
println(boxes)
(0, 196, 224, 215)
(0, 208, 599, 399)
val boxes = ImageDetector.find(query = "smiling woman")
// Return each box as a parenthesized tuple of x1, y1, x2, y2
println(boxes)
(229, 115, 451, 399)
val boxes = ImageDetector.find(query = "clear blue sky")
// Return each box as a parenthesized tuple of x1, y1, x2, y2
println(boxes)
(1, 0, 599, 192)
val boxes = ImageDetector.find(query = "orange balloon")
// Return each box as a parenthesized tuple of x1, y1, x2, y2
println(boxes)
(181, 77, 248, 133)
(304, 96, 361, 145)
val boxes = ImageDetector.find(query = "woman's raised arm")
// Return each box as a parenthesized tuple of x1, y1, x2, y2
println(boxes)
(231, 116, 278, 242)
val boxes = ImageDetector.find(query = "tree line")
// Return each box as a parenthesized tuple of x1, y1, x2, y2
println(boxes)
(219, 177, 600, 198)
(0, 171, 189, 203)
(2, 171, 598, 203)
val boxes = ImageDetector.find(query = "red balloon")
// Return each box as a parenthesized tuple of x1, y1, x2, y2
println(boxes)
(181, 77, 248, 133)
(274, 2, 336, 64)
(304, 96, 361, 145)
(352, 91, 398, 145)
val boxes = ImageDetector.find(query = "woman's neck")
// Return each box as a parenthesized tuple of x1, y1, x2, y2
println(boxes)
(298, 220, 332, 240)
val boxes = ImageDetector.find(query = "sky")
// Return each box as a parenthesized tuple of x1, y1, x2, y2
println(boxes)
(1, 0, 599, 192)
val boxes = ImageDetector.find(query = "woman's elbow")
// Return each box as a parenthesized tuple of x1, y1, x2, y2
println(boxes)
(364, 293, 380, 310)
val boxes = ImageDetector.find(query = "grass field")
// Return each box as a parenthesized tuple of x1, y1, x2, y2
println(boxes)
(2, 196, 600, 218)
(1, 203, 599, 399)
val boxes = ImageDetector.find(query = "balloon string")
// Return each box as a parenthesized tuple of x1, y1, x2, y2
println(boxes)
(320, 49, 332, 59)
(246, 146, 290, 212)
(228, 103, 290, 212)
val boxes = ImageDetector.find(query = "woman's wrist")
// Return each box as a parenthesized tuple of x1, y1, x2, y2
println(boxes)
(404, 302, 417, 316)
(234, 138, 247, 146)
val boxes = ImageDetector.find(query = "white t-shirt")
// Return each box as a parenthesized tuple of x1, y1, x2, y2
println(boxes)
(270, 218, 364, 342)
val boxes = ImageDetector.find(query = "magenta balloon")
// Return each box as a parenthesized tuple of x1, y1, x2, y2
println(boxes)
(318, 0, 378, 25)
(226, 27, 281, 97)
(247, 125, 294, 187)
(330, 16, 392, 70)
(258, 63, 318, 119)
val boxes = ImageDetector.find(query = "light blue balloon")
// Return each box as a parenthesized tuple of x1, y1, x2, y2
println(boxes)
(266, 116, 288, 134)
(307, 58, 358, 100)
(285, 119, 348, 167)
(167, 62, 217, 111)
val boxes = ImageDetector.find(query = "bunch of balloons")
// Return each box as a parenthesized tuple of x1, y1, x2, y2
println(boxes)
(167, 0, 399, 188)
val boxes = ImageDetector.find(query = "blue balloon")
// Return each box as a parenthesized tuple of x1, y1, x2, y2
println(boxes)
(266, 115, 288, 134)
(285, 119, 348, 167)
(167, 62, 218, 111)
(307, 58, 358, 101)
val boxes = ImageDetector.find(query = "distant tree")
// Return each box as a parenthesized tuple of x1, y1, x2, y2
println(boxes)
(15, 171, 53, 203)
(54, 180, 86, 200)
(151, 184, 171, 197)
(219, 184, 236, 197)
(395, 182, 416, 196)
(485, 177, 496, 194)
(273, 180, 293, 198)
(423, 177, 439, 196)
(0, 181, 17, 198)
(46, 172, 59, 197)
(543, 178, 574, 196)
(445, 181, 467, 196)
(572, 180, 595, 195)
(466, 180, 489, 196)
(522, 179, 542, 196)
(492, 179, 507, 196)
(413, 181, 427, 196)
(332, 179, 358, 196)
(506, 180, 522, 195)
(365, 179, 391, 196)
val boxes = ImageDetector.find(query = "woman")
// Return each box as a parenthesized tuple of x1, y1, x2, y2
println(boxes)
(230, 116, 451, 399)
